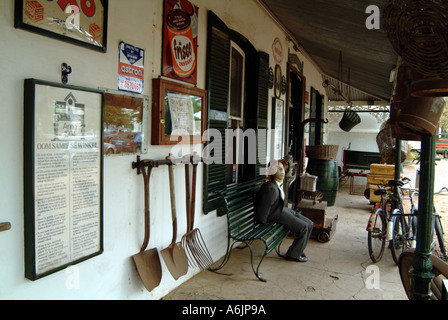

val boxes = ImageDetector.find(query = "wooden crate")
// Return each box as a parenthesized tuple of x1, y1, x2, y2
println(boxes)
(367, 164, 395, 203)
(296, 199, 327, 228)
(367, 173, 394, 185)
(370, 163, 395, 175)
(369, 185, 382, 203)
(295, 199, 338, 243)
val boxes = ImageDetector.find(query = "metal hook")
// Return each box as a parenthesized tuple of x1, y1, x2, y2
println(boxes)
(61, 63, 72, 84)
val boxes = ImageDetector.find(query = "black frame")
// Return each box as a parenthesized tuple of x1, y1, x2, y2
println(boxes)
(23, 79, 104, 281)
(14, 0, 108, 53)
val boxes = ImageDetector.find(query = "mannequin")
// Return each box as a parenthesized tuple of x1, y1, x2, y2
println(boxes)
(254, 161, 313, 262)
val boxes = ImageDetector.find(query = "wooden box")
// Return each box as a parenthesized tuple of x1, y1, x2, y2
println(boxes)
(295, 199, 338, 243)
(296, 199, 327, 228)
(370, 164, 395, 175)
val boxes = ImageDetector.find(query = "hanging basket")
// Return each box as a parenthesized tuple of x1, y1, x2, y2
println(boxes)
(396, 96, 445, 136)
(383, 0, 448, 96)
(376, 120, 408, 164)
(390, 102, 422, 141)
(383, 0, 448, 80)
(339, 109, 361, 132)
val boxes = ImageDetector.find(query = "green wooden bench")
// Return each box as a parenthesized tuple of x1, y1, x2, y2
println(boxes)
(208, 178, 290, 282)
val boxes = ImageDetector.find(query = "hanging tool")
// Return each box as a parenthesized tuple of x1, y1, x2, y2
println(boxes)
(181, 154, 214, 270)
(161, 155, 189, 279)
(132, 163, 162, 292)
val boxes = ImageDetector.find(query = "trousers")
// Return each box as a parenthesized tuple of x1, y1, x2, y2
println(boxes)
(277, 208, 313, 259)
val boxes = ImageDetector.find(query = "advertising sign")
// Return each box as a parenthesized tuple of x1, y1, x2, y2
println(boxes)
(162, 0, 198, 84)
(118, 42, 145, 94)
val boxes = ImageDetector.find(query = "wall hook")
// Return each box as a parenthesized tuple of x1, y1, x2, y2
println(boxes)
(61, 63, 72, 84)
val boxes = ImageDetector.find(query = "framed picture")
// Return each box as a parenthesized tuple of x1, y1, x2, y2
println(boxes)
(274, 64, 282, 98)
(152, 78, 207, 145)
(14, 0, 108, 52)
(272, 97, 285, 160)
(103, 89, 149, 155)
(23, 79, 104, 280)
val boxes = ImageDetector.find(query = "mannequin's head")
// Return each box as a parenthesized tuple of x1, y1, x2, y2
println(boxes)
(268, 161, 286, 182)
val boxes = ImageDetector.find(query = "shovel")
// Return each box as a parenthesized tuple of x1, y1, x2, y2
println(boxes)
(132, 164, 162, 292)
(161, 158, 189, 280)
(182, 154, 214, 270)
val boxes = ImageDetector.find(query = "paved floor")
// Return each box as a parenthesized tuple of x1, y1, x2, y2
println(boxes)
(164, 182, 409, 300)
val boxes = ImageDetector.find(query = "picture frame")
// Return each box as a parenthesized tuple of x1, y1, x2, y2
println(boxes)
(274, 64, 282, 98)
(272, 97, 285, 159)
(103, 89, 149, 155)
(14, 0, 108, 53)
(151, 78, 207, 145)
(23, 79, 104, 280)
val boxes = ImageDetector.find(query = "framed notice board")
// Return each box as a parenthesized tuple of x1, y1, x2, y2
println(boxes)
(151, 78, 207, 145)
(23, 79, 104, 280)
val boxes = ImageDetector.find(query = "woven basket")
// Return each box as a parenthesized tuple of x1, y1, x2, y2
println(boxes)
(306, 145, 339, 160)
(339, 109, 361, 132)
(383, 0, 448, 79)
(376, 121, 408, 164)
(296, 189, 323, 205)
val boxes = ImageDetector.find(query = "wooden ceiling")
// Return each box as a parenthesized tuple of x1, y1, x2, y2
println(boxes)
(258, 0, 398, 102)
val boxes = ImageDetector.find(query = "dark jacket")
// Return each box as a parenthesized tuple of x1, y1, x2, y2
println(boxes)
(254, 180, 284, 225)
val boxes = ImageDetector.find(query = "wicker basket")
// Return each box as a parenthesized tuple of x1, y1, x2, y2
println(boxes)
(376, 121, 408, 164)
(383, 0, 448, 79)
(296, 189, 323, 205)
(339, 109, 361, 132)
(306, 145, 339, 160)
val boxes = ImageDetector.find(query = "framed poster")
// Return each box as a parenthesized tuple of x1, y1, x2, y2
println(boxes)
(14, 0, 108, 52)
(23, 79, 104, 280)
(151, 78, 206, 145)
(272, 98, 285, 160)
(162, 0, 198, 84)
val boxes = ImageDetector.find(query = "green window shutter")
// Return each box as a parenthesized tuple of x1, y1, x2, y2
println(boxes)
(203, 11, 230, 215)
(255, 51, 269, 178)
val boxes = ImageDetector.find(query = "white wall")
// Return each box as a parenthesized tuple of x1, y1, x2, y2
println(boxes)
(0, 0, 325, 300)
(326, 111, 383, 169)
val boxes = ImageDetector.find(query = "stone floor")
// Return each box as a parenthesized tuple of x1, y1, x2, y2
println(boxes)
(164, 185, 408, 300)
(164, 160, 448, 300)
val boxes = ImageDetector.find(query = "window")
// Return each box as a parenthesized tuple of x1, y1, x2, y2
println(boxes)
(226, 43, 246, 184)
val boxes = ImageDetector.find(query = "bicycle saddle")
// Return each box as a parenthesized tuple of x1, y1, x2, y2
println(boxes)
(374, 189, 388, 196)
(388, 179, 404, 187)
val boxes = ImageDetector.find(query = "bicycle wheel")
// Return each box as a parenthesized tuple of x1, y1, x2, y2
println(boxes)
(433, 214, 448, 261)
(367, 208, 386, 263)
(390, 210, 409, 265)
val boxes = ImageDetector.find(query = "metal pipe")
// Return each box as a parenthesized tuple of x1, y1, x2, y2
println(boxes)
(410, 134, 436, 300)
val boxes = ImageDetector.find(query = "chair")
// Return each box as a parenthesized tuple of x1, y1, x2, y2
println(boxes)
(398, 249, 448, 300)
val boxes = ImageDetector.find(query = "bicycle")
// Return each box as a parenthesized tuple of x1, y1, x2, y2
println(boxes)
(366, 177, 412, 263)
(390, 189, 448, 264)
(366, 182, 395, 263)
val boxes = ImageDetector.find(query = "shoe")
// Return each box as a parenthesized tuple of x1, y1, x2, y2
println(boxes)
(301, 253, 308, 259)
(285, 255, 308, 262)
